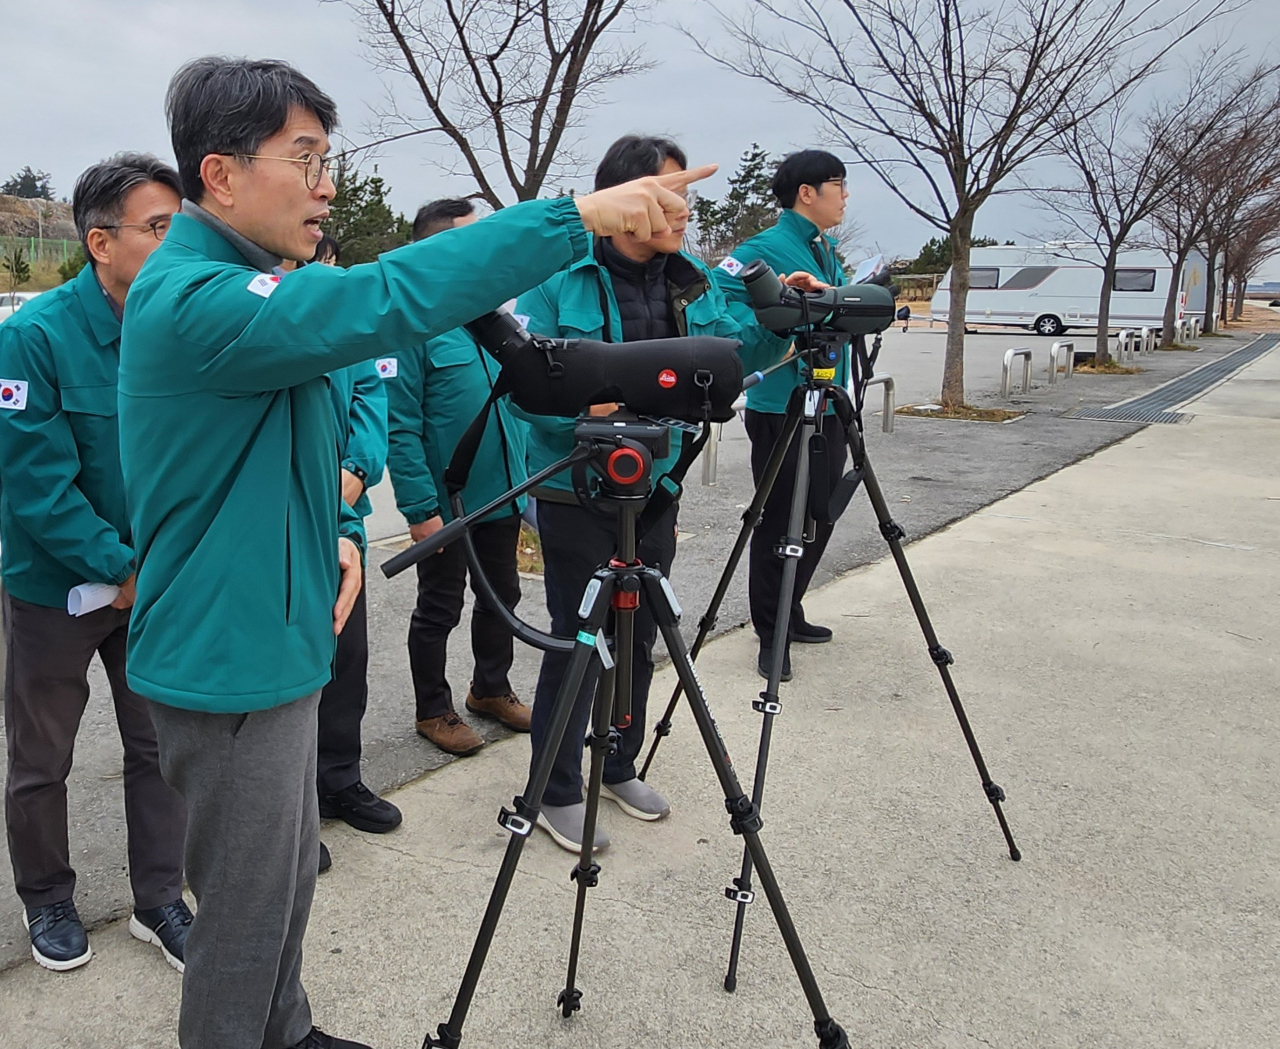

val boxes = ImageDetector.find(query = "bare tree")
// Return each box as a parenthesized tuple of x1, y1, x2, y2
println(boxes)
(1040, 60, 1239, 363)
(1227, 201, 1280, 319)
(1145, 64, 1276, 345)
(341, 0, 650, 209)
(701, 0, 1236, 406)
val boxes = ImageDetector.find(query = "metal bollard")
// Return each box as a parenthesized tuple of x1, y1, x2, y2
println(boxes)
(1189, 317, 1202, 340)
(1049, 340, 1075, 383)
(1001, 347, 1033, 398)
(1115, 329, 1135, 364)
(1139, 326, 1154, 355)
(865, 374, 896, 433)
(701, 421, 723, 486)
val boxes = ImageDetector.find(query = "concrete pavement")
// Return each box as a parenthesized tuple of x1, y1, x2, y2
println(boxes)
(0, 340, 1275, 1047)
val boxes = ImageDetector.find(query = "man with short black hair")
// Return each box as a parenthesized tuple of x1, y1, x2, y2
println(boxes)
(118, 57, 711, 1049)
(516, 134, 806, 852)
(712, 149, 852, 682)
(387, 197, 533, 758)
(0, 153, 189, 974)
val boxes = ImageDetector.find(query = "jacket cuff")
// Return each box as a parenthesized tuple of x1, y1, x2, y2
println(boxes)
(402, 504, 439, 526)
(549, 196, 589, 264)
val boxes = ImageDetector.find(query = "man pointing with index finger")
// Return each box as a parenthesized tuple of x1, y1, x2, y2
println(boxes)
(118, 56, 713, 1049)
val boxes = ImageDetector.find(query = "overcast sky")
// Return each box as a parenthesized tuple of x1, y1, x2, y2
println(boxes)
(4, 0, 1277, 278)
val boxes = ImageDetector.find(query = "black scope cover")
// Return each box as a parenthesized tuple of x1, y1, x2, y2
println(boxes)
(740, 259, 897, 336)
(465, 311, 743, 423)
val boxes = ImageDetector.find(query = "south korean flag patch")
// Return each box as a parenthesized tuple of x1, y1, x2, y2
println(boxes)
(717, 256, 744, 277)
(375, 357, 398, 379)
(246, 273, 282, 298)
(0, 380, 28, 411)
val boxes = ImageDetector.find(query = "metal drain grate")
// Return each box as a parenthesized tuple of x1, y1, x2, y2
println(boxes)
(1066, 407, 1191, 425)
(1064, 333, 1278, 424)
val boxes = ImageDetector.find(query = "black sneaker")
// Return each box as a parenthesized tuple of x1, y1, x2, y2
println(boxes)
(757, 642, 792, 682)
(23, 900, 92, 972)
(319, 781, 403, 834)
(288, 1026, 373, 1049)
(789, 619, 833, 644)
(130, 898, 194, 973)
(319, 841, 332, 874)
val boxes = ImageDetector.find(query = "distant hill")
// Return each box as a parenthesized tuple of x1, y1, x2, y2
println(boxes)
(0, 194, 76, 239)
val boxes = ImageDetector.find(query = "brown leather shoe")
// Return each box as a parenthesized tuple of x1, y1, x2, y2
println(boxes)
(415, 711, 485, 755)
(465, 690, 533, 732)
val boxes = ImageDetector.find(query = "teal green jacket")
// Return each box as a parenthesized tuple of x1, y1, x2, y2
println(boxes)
(328, 357, 387, 537)
(711, 208, 848, 413)
(118, 198, 586, 713)
(0, 265, 135, 607)
(514, 236, 790, 494)
(385, 327, 527, 526)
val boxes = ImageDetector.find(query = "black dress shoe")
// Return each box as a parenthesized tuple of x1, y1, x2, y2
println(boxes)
(318, 841, 332, 874)
(23, 900, 92, 971)
(789, 619, 833, 644)
(130, 898, 194, 972)
(289, 1025, 373, 1049)
(757, 643, 792, 682)
(319, 781, 403, 834)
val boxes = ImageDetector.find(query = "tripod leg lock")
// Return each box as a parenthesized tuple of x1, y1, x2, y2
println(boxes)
(775, 538, 805, 559)
(653, 720, 672, 738)
(497, 797, 536, 837)
(815, 1019, 851, 1049)
(724, 877, 755, 905)
(752, 695, 783, 716)
(424, 1023, 461, 1049)
(557, 987, 583, 1017)
(724, 794, 764, 835)
(928, 644, 955, 667)
(983, 781, 1007, 804)
(570, 861, 601, 888)
(879, 519, 906, 542)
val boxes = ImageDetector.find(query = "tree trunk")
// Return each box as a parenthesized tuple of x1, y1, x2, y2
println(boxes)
(941, 216, 973, 408)
(1095, 248, 1119, 365)
(1160, 243, 1190, 349)
(1203, 246, 1218, 334)
(1232, 275, 1247, 320)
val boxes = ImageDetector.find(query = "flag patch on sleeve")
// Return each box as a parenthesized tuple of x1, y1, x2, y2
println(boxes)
(246, 273, 282, 298)
(0, 380, 28, 411)
(376, 358, 398, 378)
(717, 256, 744, 276)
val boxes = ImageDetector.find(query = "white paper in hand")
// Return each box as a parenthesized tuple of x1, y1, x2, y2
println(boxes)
(67, 582, 120, 617)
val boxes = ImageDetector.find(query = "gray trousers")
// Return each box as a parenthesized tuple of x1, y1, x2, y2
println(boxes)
(3, 591, 185, 910)
(148, 691, 320, 1049)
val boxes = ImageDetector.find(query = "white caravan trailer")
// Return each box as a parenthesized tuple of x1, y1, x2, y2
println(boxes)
(929, 245, 1208, 336)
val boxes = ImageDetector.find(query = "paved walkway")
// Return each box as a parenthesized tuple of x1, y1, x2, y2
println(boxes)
(1, 342, 1275, 1047)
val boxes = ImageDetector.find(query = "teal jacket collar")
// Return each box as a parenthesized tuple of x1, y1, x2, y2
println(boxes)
(179, 199, 282, 272)
(777, 207, 837, 251)
(73, 264, 121, 348)
(566, 233, 705, 287)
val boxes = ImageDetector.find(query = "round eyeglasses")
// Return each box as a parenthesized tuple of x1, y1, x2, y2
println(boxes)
(222, 152, 334, 190)
(99, 218, 172, 241)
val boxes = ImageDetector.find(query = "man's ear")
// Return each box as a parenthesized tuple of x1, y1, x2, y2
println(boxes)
(198, 154, 238, 208)
(796, 184, 816, 208)
(84, 228, 112, 268)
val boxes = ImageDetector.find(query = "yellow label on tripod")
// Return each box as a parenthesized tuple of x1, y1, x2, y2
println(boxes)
(813, 368, 837, 381)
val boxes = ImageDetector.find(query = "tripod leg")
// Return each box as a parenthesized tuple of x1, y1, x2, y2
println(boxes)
(832, 386, 1021, 862)
(639, 388, 806, 781)
(425, 571, 617, 1049)
(559, 660, 617, 1017)
(726, 391, 820, 992)
(640, 569, 851, 1049)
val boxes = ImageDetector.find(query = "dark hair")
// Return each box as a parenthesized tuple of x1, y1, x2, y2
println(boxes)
(314, 233, 341, 264)
(412, 198, 475, 242)
(72, 153, 182, 260)
(165, 57, 338, 202)
(594, 135, 687, 191)
(771, 150, 846, 209)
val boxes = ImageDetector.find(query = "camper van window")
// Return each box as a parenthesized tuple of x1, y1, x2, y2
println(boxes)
(1114, 269, 1156, 293)
(970, 268, 1000, 289)
(999, 266, 1057, 291)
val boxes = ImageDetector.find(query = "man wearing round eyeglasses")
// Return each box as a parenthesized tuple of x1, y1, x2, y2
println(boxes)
(117, 56, 714, 1049)
(0, 154, 189, 975)
(711, 149, 852, 683)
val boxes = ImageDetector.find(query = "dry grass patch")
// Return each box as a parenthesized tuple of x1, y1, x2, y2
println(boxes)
(896, 403, 1025, 423)
(517, 522, 543, 574)
(1075, 359, 1141, 375)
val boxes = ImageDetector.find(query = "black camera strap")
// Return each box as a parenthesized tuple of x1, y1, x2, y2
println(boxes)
(634, 370, 716, 537)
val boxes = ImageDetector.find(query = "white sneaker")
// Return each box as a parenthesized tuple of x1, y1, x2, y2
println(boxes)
(601, 778, 671, 821)
(536, 803, 611, 852)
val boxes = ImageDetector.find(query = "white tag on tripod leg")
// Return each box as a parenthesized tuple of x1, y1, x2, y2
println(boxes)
(594, 631, 615, 670)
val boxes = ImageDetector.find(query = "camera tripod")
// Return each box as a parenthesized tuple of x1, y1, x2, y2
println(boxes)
(637, 334, 1021, 992)
(391, 418, 851, 1049)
